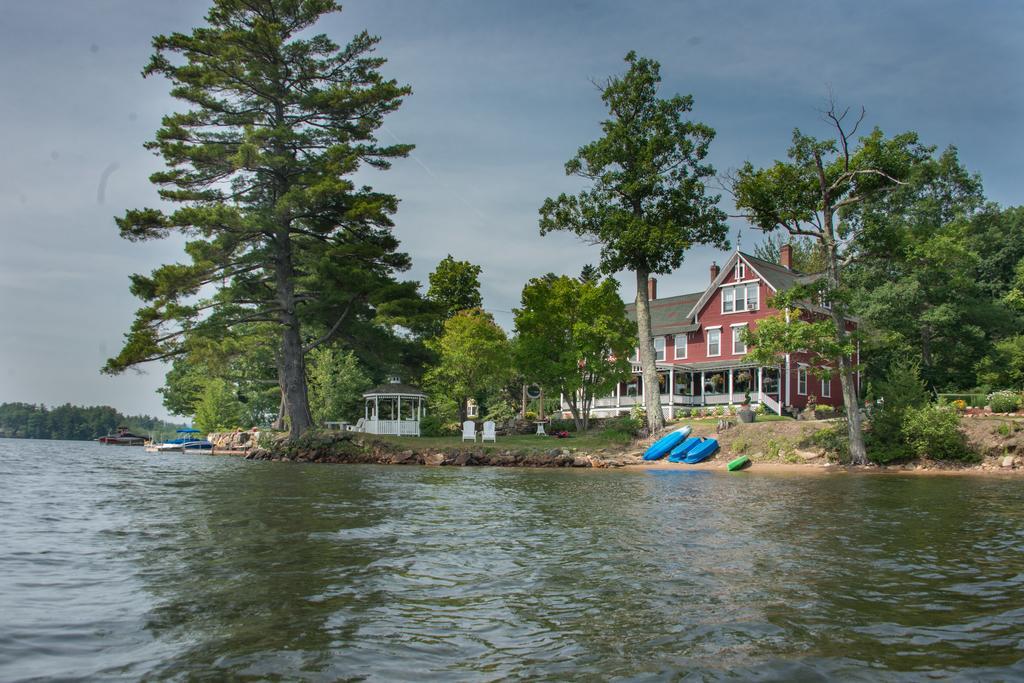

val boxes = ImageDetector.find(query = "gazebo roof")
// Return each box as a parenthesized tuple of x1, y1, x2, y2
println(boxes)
(363, 377, 427, 398)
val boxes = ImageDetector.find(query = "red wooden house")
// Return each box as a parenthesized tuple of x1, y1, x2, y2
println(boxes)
(584, 246, 859, 418)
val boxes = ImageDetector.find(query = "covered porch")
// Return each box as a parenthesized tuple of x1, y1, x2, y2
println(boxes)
(594, 361, 783, 415)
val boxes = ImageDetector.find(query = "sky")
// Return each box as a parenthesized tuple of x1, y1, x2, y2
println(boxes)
(1, 0, 1022, 421)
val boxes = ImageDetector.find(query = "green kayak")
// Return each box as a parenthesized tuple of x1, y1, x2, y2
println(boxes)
(727, 455, 750, 471)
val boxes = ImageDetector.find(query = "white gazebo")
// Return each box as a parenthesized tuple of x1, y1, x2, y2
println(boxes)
(362, 376, 427, 436)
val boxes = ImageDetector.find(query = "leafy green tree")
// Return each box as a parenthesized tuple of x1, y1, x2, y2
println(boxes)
(865, 359, 930, 462)
(732, 101, 927, 464)
(514, 273, 635, 431)
(424, 309, 513, 423)
(969, 205, 1024, 299)
(975, 335, 1024, 389)
(539, 52, 728, 432)
(426, 255, 483, 324)
(843, 147, 1003, 390)
(193, 378, 247, 433)
(307, 346, 373, 425)
(753, 234, 826, 273)
(102, 0, 413, 439)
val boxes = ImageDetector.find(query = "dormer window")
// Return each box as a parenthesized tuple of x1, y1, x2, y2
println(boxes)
(722, 283, 759, 313)
(735, 261, 746, 280)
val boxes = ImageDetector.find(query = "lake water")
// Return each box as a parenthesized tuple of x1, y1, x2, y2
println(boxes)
(2, 438, 1023, 681)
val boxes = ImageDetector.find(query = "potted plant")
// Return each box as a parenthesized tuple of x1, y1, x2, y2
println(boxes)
(738, 391, 756, 423)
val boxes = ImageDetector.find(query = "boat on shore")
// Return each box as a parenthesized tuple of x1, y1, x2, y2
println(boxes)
(96, 427, 148, 446)
(146, 429, 213, 453)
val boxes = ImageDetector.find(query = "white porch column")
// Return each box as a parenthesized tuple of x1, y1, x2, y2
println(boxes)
(728, 368, 734, 402)
(785, 355, 791, 407)
(615, 382, 621, 408)
(668, 369, 674, 418)
(758, 367, 764, 404)
(397, 396, 402, 426)
(700, 371, 706, 406)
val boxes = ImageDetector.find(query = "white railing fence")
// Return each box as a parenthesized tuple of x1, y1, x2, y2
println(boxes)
(364, 419, 420, 436)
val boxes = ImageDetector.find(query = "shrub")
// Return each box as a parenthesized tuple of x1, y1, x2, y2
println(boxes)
(753, 403, 766, 416)
(815, 404, 835, 415)
(420, 414, 458, 437)
(484, 400, 518, 423)
(714, 406, 724, 417)
(805, 424, 849, 462)
(630, 404, 647, 422)
(679, 408, 692, 418)
(988, 390, 1020, 413)
(602, 415, 641, 442)
(952, 399, 967, 412)
(548, 418, 577, 433)
(868, 360, 931, 463)
(524, 411, 538, 421)
(901, 404, 974, 461)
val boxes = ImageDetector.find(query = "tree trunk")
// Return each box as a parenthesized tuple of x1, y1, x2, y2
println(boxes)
(635, 269, 665, 432)
(822, 236, 867, 465)
(274, 232, 313, 440)
(272, 391, 287, 432)
(836, 348, 866, 464)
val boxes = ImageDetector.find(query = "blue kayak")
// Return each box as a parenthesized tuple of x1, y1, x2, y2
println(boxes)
(667, 437, 702, 463)
(642, 426, 692, 461)
(683, 438, 719, 464)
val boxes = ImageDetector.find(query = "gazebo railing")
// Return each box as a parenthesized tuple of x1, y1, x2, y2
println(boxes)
(364, 419, 420, 437)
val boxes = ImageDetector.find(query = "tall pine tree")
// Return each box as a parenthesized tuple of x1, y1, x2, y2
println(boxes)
(103, 0, 413, 438)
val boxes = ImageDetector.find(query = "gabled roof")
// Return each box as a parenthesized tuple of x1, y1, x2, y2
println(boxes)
(625, 291, 703, 335)
(739, 252, 812, 292)
(622, 251, 854, 334)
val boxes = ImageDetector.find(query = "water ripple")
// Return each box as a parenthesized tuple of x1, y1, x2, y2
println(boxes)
(2, 439, 1024, 680)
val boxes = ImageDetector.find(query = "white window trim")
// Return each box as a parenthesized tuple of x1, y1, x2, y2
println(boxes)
(654, 337, 666, 362)
(674, 333, 687, 360)
(731, 323, 747, 355)
(717, 278, 761, 288)
(706, 328, 722, 357)
(736, 261, 746, 281)
(720, 281, 761, 314)
(797, 368, 808, 395)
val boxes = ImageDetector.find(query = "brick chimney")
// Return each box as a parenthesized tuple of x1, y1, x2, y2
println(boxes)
(710, 262, 720, 282)
(780, 244, 793, 270)
(647, 277, 657, 301)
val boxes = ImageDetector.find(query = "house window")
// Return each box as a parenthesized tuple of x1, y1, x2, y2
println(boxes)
(821, 377, 831, 398)
(721, 282, 759, 313)
(732, 324, 747, 355)
(674, 333, 687, 359)
(797, 368, 807, 395)
(707, 328, 721, 356)
(736, 261, 746, 280)
(654, 337, 665, 362)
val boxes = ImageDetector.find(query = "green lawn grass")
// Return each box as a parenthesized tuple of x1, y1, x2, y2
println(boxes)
(371, 413, 793, 452)
(372, 430, 632, 452)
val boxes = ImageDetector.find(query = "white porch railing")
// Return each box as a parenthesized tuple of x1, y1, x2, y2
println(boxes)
(364, 419, 420, 436)
(761, 393, 782, 416)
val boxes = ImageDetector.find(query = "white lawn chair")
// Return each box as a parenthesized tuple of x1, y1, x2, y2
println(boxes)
(481, 420, 496, 443)
(461, 420, 477, 442)
(348, 418, 365, 432)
